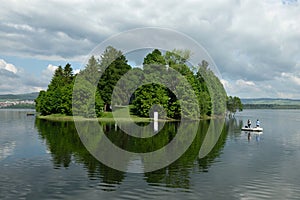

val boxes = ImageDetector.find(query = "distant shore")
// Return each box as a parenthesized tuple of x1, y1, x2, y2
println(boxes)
(243, 104, 300, 109)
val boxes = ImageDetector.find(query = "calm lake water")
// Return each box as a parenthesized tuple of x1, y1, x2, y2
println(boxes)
(1, 109, 300, 199)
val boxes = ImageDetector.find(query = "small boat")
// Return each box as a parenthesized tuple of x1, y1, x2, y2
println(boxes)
(241, 126, 263, 132)
(26, 113, 35, 116)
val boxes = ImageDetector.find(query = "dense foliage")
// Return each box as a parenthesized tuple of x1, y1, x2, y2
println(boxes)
(36, 46, 236, 119)
(226, 96, 243, 117)
(97, 47, 131, 111)
(35, 64, 74, 116)
(131, 49, 226, 119)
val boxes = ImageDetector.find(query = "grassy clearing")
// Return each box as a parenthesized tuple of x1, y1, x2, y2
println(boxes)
(37, 107, 154, 122)
(36, 106, 211, 122)
(37, 113, 153, 122)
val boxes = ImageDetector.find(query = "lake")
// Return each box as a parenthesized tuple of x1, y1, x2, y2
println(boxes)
(1, 109, 300, 199)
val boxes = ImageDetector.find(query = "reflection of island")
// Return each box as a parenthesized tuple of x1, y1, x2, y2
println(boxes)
(35, 119, 125, 191)
(35, 118, 236, 190)
(227, 119, 244, 139)
(144, 119, 234, 188)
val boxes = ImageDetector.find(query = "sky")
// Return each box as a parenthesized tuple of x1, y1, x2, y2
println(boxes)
(0, 0, 299, 98)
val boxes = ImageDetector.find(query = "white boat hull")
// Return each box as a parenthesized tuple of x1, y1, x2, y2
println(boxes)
(241, 127, 263, 132)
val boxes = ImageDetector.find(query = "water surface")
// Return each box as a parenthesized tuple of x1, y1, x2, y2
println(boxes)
(1, 109, 300, 199)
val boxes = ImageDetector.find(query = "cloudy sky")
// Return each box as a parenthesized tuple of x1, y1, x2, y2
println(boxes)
(0, 0, 299, 98)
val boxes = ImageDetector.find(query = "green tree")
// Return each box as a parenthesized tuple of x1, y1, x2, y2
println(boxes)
(132, 84, 170, 117)
(132, 49, 171, 118)
(226, 96, 243, 117)
(168, 63, 200, 119)
(165, 49, 191, 65)
(35, 90, 48, 115)
(63, 63, 73, 84)
(143, 49, 166, 65)
(99, 46, 122, 71)
(196, 61, 227, 116)
(72, 76, 104, 118)
(35, 63, 75, 116)
(35, 46, 233, 120)
(98, 47, 131, 111)
(48, 66, 64, 91)
(132, 49, 200, 119)
(81, 56, 100, 85)
(73, 56, 105, 118)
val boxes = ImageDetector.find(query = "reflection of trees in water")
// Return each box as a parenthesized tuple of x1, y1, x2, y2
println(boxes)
(197, 120, 228, 172)
(35, 118, 231, 190)
(144, 120, 231, 188)
(227, 118, 243, 139)
(35, 119, 125, 191)
(103, 122, 180, 153)
(197, 118, 242, 172)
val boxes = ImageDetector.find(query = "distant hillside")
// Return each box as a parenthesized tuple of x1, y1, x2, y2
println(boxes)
(242, 98, 300, 109)
(0, 92, 39, 101)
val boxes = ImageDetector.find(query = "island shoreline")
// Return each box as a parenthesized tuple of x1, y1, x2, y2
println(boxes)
(36, 113, 223, 122)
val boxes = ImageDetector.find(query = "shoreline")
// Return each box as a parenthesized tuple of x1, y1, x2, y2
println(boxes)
(36, 113, 224, 122)
(37, 114, 178, 123)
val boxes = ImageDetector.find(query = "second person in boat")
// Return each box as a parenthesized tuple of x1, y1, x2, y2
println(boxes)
(256, 119, 260, 127)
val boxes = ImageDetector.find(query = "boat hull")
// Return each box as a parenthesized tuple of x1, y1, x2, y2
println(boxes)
(241, 127, 263, 132)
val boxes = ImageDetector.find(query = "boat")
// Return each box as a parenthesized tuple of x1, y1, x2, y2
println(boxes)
(241, 126, 263, 132)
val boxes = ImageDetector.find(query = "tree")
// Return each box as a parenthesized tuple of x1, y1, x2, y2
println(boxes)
(35, 46, 238, 120)
(132, 84, 170, 117)
(80, 55, 101, 85)
(132, 49, 200, 119)
(168, 63, 200, 119)
(196, 61, 227, 116)
(35, 90, 48, 115)
(226, 96, 243, 117)
(132, 49, 171, 118)
(143, 49, 166, 65)
(35, 63, 75, 116)
(97, 47, 131, 111)
(165, 49, 191, 65)
(72, 76, 104, 118)
(73, 57, 105, 118)
(99, 46, 122, 71)
(63, 63, 73, 84)
(48, 66, 64, 91)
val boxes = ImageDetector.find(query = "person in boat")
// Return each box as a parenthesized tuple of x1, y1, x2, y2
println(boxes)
(247, 119, 251, 128)
(256, 119, 260, 127)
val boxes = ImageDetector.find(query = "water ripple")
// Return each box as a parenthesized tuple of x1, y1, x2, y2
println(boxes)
(233, 176, 300, 200)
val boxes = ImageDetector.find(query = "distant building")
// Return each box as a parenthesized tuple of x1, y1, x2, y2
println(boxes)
(0, 100, 35, 108)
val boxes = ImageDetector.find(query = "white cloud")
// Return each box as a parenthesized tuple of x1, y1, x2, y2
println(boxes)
(0, 0, 299, 98)
(236, 79, 256, 87)
(44, 64, 58, 74)
(281, 72, 300, 85)
(0, 60, 59, 94)
(73, 69, 80, 74)
(220, 79, 230, 89)
(3, 23, 35, 32)
(222, 78, 276, 98)
(0, 59, 18, 73)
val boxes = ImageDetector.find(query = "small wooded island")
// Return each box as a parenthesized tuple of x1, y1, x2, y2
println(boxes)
(35, 46, 242, 121)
